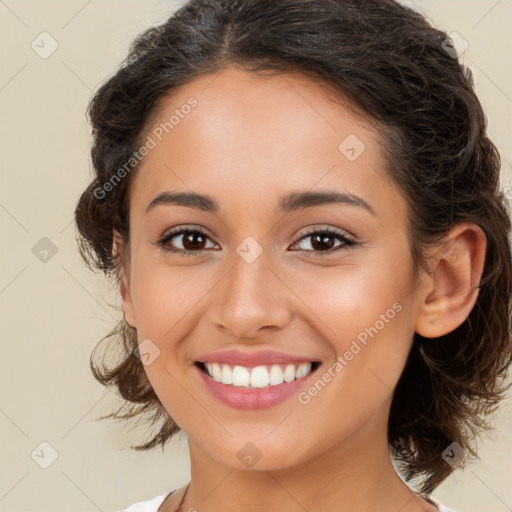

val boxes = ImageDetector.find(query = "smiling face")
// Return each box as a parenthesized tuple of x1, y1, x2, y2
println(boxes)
(116, 66, 426, 471)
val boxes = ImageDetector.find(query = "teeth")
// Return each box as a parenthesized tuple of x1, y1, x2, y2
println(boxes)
(283, 364, 296, 383)
(232, 366, 250, 387)
(203, 362, 314, 388)
(220, 363, 231, 384)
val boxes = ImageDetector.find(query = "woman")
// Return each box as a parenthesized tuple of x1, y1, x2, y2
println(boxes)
(74, 1, 512, 511)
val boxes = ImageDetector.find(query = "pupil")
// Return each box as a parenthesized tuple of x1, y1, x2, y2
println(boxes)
(312, 233, 334, 251)
(183, 232, 205, 250)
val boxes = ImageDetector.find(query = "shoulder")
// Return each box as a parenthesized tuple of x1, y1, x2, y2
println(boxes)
(114, 490, 174, 512)
(431, 498, 457, 512)
(423, 494, 457, 512)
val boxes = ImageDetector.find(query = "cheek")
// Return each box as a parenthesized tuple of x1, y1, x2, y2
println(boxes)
(290, 252, 413, 338)
(287, 266, 416, 446)
(289, 251, 417, 388)
(129, 251, 211, 337)
(127, 256, 209, 417)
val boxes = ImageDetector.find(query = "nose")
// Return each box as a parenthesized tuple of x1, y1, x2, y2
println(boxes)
(209, 249, 292, 340)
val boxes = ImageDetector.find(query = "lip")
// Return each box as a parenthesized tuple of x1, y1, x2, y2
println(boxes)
(194, 360, 321, 410)
(196, 348, 320, 368)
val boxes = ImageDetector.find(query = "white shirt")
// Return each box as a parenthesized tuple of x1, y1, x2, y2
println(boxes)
(116, 490, 456, 512)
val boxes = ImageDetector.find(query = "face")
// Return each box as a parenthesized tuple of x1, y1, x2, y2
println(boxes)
(118, 66, 425, 471)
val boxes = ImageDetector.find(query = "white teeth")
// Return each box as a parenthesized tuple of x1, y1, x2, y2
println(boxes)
(269, 365, 284, 385)
(296, 363, 310, 379)
(220, 363, 232, 384)
(232, 366, 250, 387)
(211, 363, 222, 382)
(283, 364, 296, 382)
(203, 362, 314, 388)
(250, 366, 270, 388)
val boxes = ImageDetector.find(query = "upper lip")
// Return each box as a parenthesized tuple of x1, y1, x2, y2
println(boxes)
(196, 349, 320, 367)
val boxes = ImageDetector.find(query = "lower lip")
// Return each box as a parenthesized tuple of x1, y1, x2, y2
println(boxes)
(195, 364, 319, 410)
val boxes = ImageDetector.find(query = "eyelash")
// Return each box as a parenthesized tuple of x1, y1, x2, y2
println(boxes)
(155, 226, 357, 258)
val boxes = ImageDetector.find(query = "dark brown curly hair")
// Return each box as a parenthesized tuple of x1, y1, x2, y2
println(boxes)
(74, 0, 512, 496)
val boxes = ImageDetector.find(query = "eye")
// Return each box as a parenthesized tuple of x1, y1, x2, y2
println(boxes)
(154, 225, 357, 258)
(155, 227, 219, 257)
(289, 226, 357, 258)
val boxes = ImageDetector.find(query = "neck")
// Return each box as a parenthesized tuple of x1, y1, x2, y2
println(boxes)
(174, 400, 436, 512)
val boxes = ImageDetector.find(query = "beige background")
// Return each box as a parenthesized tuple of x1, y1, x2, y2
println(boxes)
(1, 1, 511, 511)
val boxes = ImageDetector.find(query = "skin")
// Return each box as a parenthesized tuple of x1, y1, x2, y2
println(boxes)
(113, 66, 486, 512)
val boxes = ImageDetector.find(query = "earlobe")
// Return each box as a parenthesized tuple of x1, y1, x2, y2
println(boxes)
(112, 229, 136, 329)
(415, 222, 487, 338)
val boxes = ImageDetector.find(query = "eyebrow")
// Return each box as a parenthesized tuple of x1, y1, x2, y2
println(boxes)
(145, 190, 376, 216)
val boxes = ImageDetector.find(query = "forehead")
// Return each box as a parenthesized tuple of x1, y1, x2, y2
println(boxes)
(129, 66, 402, 221)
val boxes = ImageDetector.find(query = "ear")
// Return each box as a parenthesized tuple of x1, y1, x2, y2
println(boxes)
(112, 229, 136, 328)
(415, 222, 487, 338)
